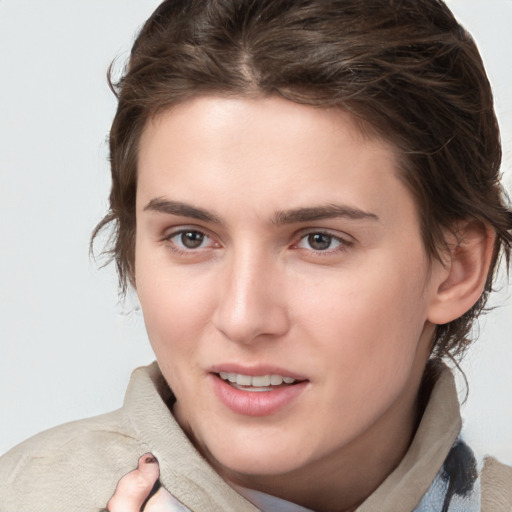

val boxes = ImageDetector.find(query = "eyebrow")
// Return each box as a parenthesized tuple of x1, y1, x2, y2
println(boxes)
(143, 198, 221, 223)
(273, 204, 379, 224)
(143, 198, 379, 225)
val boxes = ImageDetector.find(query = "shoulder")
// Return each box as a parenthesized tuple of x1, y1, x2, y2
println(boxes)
(0, 408, 144, 512)
(0, 363, 180, 512)
(481, 456, 512, 512)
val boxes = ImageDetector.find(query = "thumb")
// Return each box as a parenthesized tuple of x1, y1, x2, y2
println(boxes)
(106, 453, 160, 512)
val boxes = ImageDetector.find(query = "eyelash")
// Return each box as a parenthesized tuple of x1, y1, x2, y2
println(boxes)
(161, 228, 352, 257)
(162, 228, 218, 255)
(294, 231, 352, 256)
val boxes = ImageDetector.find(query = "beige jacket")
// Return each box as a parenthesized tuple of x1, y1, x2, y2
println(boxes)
(0, 362, 510, 512)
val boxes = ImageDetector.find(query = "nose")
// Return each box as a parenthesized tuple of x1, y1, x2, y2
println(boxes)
(212, 248, 290, 344)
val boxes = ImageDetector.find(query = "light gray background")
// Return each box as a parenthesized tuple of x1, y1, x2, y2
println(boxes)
(1, 0, 511, 465)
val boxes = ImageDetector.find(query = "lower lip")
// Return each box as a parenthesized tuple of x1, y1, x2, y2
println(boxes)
(210, 374, 308, 417)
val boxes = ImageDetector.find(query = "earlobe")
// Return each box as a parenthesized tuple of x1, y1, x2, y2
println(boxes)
(427, 221, 496, 325)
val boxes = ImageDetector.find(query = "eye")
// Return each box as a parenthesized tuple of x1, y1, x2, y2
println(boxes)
(177, 230, 206, 249)
(296, 232, 346, 252)
(164, 229, 217, 252)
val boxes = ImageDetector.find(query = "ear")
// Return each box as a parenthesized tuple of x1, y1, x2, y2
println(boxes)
(427, 220, 496, 325)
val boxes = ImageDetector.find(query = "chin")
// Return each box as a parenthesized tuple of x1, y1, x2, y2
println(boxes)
(197, 426, 319, 479)
(214, 450, 307, 480)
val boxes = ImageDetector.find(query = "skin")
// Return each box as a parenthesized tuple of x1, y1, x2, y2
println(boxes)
(106, 454, 177, 512)
(131, 95, 454, 511)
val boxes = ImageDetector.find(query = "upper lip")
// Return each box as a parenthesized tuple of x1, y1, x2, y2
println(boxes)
(209, 363, 308, 381)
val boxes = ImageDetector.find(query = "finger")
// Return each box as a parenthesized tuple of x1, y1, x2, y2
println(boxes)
(141, 479, 161, 511)
(106, 453, 160, 512)
(143, 485, 189, 512)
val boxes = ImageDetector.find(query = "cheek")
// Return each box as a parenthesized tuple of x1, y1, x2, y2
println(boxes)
(136, 270, 215, 402)
(296, 251, 430, 373)
(135, 246, 215, 360)
(138, 279, 210, 349)
(293, 262, 430, 435)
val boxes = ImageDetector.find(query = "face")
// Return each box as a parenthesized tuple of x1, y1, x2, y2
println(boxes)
(135, 96, 445, 484)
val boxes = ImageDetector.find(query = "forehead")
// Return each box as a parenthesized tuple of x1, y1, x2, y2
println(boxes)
(136, 95, 415, 227)
(140, 95, 391, 159)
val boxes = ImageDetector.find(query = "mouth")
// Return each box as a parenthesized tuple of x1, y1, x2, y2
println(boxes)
(216, 372, 303, 392)
(210, 368, 308, 416)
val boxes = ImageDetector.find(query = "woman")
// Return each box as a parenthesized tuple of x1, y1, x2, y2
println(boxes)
(1, 1, 511, 510)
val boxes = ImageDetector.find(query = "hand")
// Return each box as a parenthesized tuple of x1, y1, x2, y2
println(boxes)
(105, 453, 180, 511)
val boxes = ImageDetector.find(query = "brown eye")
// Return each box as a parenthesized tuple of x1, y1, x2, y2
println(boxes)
(164, 228, 219, 255)
(307, 233, 334, 251)
(180, 231, 205, 249)
(296, 232, 346, 253)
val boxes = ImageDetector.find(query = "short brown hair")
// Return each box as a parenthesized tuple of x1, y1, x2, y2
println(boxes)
(93, 0, 512, 361)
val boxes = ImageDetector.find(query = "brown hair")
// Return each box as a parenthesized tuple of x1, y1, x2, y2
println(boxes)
(92, 0, 512, 361)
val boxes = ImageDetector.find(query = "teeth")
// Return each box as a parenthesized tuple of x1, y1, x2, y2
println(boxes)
(270, 375, 283, 385)
(218, 373, 297, 387)
(236, 374, 252, 386)
(252, 375, 271, 386)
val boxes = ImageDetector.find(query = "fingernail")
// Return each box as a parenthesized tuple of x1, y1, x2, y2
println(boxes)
(144, 455, 157, 464)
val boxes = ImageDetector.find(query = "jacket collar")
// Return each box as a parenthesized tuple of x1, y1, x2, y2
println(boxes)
(124, 361, 461, 512)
